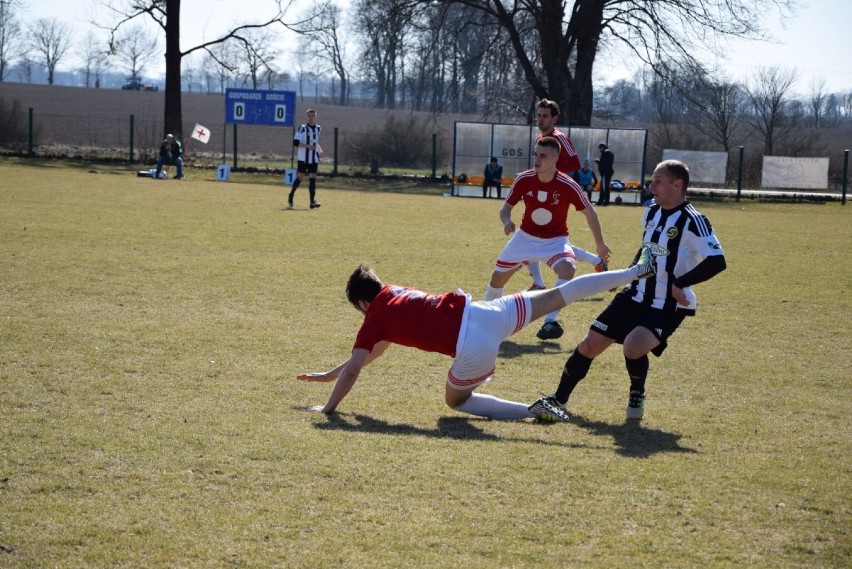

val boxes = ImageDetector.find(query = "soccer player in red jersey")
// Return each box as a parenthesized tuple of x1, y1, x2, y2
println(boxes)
(297, 251, 657, 422)
(524, 100, 609, 339)
(484, 137, 612, 341)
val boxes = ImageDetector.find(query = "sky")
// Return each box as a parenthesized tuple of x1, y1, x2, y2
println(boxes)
(19, 0, 852, 95)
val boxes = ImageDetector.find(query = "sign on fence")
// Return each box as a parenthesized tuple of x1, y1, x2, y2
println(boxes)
(762, 156, 829, 189)
(662, 149, 728, 184)
(225, 89, 297, 126)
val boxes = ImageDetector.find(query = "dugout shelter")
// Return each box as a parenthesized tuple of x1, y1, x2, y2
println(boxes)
(452, 122, 648, 202)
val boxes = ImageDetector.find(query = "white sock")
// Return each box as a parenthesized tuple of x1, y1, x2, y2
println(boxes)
(558, 267, 638, 304)
(527, 262, 546, 288)
(454, 392, 534, 420)
(546, 278, 570, 322)
(572, 246, 600, 266)
(484, 285, 504, 300)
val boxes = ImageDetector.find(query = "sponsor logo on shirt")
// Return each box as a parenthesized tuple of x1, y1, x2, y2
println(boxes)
(666, 227, 679, 238)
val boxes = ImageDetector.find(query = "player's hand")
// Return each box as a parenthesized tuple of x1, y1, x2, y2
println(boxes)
(503, 221, 516, 235)
(596, 244, 612, 262)
(297, 372, 336, 383)
(305, 405, 329, 413)
(671, 285, 689, 306)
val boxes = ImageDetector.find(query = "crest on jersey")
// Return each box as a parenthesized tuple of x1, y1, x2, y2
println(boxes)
(642, 242, 670, 256)
(666, 227, 679, 238)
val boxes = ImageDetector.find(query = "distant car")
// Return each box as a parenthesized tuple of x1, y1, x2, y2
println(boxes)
(121, 78, 158, 91)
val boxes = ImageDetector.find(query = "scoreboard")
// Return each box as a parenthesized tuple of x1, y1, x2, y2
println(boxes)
(225, 89, 297, 126)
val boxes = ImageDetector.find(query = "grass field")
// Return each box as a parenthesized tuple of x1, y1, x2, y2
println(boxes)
(1, 159, 850, 568)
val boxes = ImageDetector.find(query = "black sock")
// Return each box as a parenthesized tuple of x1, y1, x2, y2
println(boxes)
(289, 179, 301, 202)
(309, 178, 317, 202)
(625, 355, 649, 394)
(554, 348, 593, 404)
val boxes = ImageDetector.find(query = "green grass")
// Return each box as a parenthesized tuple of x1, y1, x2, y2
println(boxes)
(1, 159, 850, 567)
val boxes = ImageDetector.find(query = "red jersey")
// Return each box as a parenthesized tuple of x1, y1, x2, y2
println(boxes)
(353, 285, 468, 356)
(505, 169, 591, 239)
(536, 128, 581, 174)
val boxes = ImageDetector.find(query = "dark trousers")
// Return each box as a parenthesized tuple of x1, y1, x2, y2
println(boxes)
(483, 181, 502, 198)
(597, 174, 612, 205)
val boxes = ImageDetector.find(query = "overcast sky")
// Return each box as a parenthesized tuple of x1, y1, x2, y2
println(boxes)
(19, 0, 852, 94)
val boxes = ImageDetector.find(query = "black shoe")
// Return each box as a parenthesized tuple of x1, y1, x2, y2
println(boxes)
(310, 201, 321, 209)
(536, 321, 563, 340)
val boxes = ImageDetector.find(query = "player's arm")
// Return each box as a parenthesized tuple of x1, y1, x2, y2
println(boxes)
(499, 201, 516, 235)
(671, 254, 727, 306)
(579, 205, 611, 261)
(298, 341, 390, 413)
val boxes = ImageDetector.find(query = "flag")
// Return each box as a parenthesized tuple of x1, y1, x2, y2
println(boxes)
(190, 123, 210, 144)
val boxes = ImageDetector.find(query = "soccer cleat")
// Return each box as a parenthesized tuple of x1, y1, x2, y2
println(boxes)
(527, 283, 546, 292)
(310, 201, 322, 209)
(536, 320, 563, 340)
(626, 390, 646, 419)
(594, 256, 609, 273)
(632, 246, 656, 279)
(529, 396, 571, 423)
(287, 203, 294, 209)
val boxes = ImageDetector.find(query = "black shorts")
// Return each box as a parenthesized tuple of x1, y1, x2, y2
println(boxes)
(297, 161, 318, 174)
(589, 292, 689, 357)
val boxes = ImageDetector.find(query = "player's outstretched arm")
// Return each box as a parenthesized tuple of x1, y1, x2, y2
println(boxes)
(299, 342, 390, 413)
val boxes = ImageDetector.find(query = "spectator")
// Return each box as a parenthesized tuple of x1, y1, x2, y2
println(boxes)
(595, 143, 615, 206)
(482, 157, 504, 198)
(574, 160, 599, 201)
(154, 134, 184, 180)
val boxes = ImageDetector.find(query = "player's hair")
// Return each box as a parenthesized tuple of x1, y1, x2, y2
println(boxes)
(537, 98, 560, 117)
(346, 264, 383, 309)
(658, 159, 691, 191)
(536, 136, 560, 155)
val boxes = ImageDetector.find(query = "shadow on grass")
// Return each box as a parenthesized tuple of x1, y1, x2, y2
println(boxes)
(498, 339, 565, 359)
(308, 412, 596, 449)
(571, 413, 699, 458)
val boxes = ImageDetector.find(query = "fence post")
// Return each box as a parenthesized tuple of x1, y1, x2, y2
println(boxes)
(233, 123, 238, 169)
(843, 149, 848, 206)
(333, 127, 339, 175)
(28, 107, 34, 157)
(129, 114, 135, 163)
(736, 145, 744, 202)
(432, 133, 437, 179)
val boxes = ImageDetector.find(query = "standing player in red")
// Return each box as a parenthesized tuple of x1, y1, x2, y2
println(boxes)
(296, 249, 656, 421)
(484, 137, 612, 341)
(525, 99, 610, 339)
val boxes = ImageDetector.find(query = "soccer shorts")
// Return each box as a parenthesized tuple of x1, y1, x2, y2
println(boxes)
(590, 292, 689, 357)
(297, 160, 319, 174)
(494, 229, 576, 272)
(447, 293, 532, 390)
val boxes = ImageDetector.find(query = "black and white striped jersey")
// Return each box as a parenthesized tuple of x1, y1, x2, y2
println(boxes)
(294, 123, 321, 164)
(625, 201, 724, 313)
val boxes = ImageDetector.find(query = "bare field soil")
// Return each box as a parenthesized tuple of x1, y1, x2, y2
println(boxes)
(0, 82, 484, 163)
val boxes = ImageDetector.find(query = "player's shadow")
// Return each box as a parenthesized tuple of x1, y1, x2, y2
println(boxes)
(498, 340, 566, 359)
(571, 413, 699, 458)
(309, 411, 588, 449)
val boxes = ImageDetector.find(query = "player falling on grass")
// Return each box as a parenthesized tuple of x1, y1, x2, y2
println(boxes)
(288, 109, 322, 210)
(524, 99, 610, 341)
(484, 136, 612, 342)
(530, 160, 727, 421)
(297, 250, 657, 422)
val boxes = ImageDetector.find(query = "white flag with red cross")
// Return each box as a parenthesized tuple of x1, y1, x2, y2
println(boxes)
(190, 123, 211, 144)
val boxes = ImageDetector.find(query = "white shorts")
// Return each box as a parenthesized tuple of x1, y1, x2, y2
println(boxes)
(494, 229, 576, 272)
(447, 293, 532, 390)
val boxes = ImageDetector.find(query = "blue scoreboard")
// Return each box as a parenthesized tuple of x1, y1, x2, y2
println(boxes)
(224, 89, 297, 126)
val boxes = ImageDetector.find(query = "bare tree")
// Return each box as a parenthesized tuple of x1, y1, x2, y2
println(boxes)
(79, 31, 109, 88)
(424, 0, 794, 126)
(806, 78, 835, 129)
(746, 66, 799, 155)
(111, 24, 159, 81)
(693, 76, 750, 152)
(101, 0, 303, 139)
(301, 2, 350, 106)
(230, 28, 279, 90)
(28, 17, 72, 85)
(0, 0, 25, 81)
(354, 0, 415, 109)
